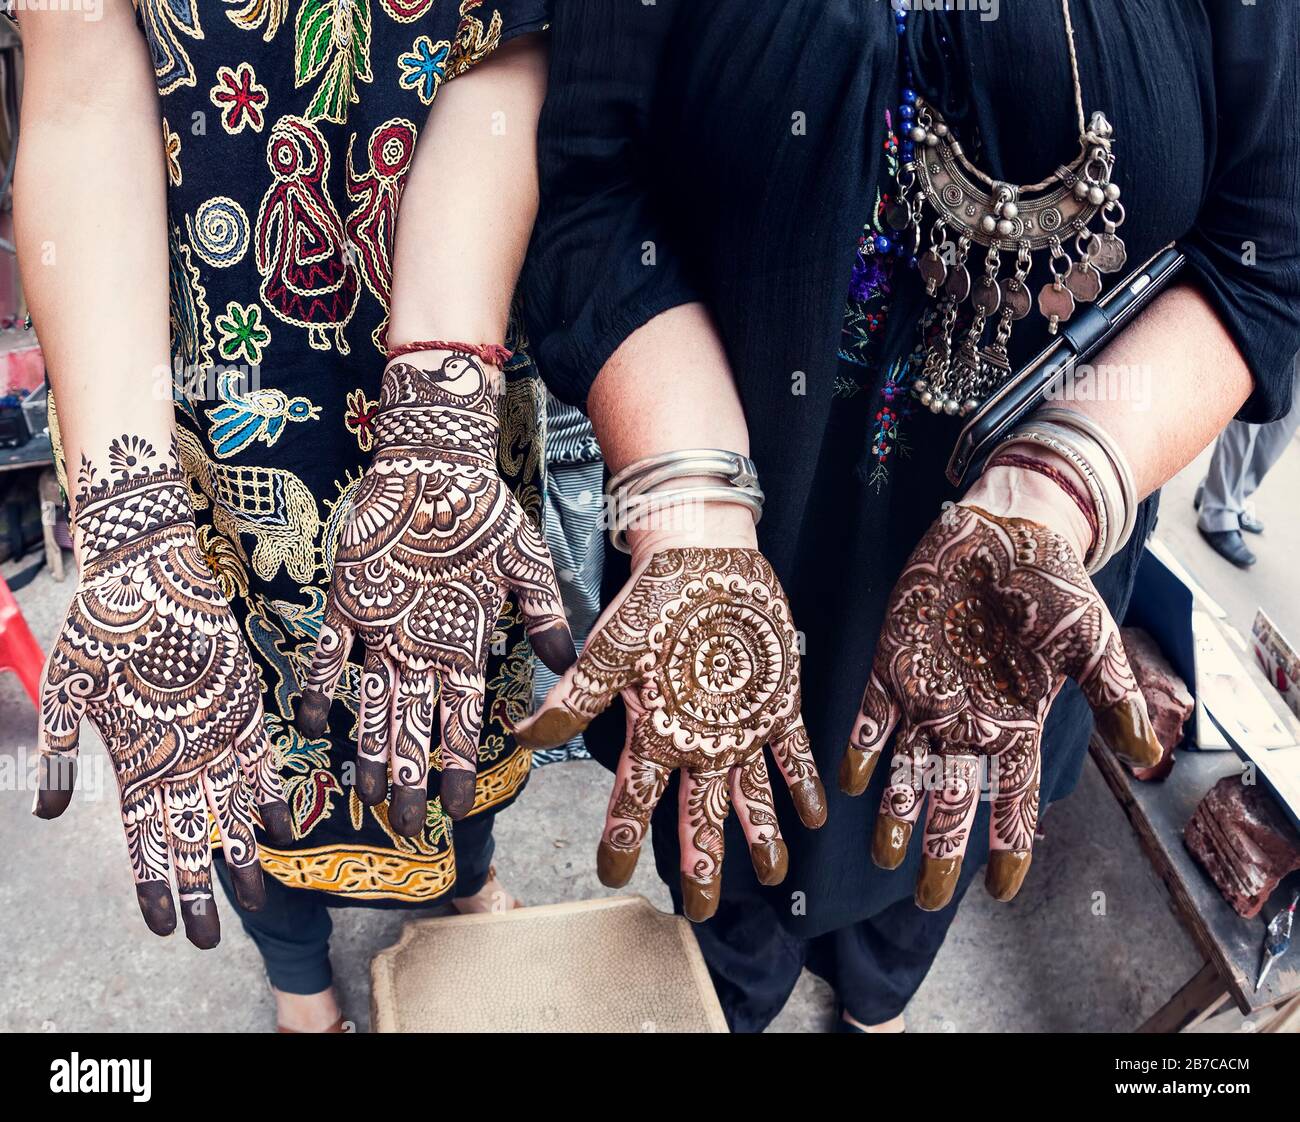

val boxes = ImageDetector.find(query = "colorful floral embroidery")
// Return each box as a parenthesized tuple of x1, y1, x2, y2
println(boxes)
(294, 0, 373, 123)
(868, 358, 914, 487)
(215, 301, 273, 364)
(126, 0, 544, 906)
(447, 0, 503, 79)
(197, 524, 251, 600)
(210, 62, 270, 134)
(398, 35, 451, 104)
(136, 0, 203, 94)
(163, 118, 183, 186)
(344, 388, 379, 452)
(224, 0, 289, 40)
(839, 107, 916, 490)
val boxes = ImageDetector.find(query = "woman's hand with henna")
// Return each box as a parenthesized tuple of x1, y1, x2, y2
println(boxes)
(295, 351, 576, 833)
(516, 529, 826, 922)
(839, 464, 1161, 911)
(36, 437, 293, 947)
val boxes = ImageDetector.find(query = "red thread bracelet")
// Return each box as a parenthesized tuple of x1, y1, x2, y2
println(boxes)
(984, 451, 1099, 551)
(385, 339, 513, 366)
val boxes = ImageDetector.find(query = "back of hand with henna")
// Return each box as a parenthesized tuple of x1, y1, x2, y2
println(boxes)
(839, 504, 1162, 910)
(37, 437, 293, 948)
(296, 351, 576, 833)
(516, 547, 827, 922)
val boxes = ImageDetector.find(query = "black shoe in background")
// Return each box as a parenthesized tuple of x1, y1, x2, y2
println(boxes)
(1239, 510, 1265, 534)
(1198, 526, 1257, 568)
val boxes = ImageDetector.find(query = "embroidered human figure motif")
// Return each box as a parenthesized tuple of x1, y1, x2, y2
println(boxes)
(296, 352, 575, 835)
(516, 548, 828, 922)
(840, 505, 1163, 911)
(36, 436, 293, 947)
(346, 118, 419, 351)
(346, 118, 417, 307)
(255, 115, 360, 352)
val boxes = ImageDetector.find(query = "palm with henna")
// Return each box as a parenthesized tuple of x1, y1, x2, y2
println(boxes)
(295, 350, 576, 834)
(37, 437, 294, 948)
(516, 546, 827, 922)
(839, 503, 1162, 911)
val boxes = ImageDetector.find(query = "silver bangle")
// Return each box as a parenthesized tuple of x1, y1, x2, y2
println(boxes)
(995, 430, 1110, 572)
(1034, 407, 1137, 555)
(609, 487, 763, 554)
(1019, 420, 1124, 566)
(605, 448, 764, 554)
(606, 448, 760, 499)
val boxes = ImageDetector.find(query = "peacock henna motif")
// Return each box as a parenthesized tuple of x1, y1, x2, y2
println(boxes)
(840, 504, 1162, 911)
(36, 436, 293, 948)
(295, 353, 575, 834)
(515, 548, 828, 923)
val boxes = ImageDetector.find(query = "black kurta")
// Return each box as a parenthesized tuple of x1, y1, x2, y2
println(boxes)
(523, 0, 1300, 938)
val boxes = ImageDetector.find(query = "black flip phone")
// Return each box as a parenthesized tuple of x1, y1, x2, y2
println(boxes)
(945, 243, 1185, 486)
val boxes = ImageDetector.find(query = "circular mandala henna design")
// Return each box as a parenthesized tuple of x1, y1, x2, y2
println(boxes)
(36, 436, 292, 947)
(840, 504, 1162, 911)
(516, 547, 827, 923)
(295, 353, 575, 835)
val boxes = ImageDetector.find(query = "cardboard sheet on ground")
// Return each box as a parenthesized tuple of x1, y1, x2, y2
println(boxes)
(1126, 545, 1300, 826)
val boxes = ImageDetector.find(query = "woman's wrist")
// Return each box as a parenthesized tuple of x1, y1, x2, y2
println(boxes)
(962, 450, 1095, 563)
(624, 493, 760, 560)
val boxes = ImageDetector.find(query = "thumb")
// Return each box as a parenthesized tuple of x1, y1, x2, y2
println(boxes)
(514, 562, 647, 750)
(35, 657, 95, 819)
(1075, 625, 1163, 769)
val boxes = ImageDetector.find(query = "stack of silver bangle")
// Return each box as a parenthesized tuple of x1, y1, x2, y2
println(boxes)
(995, 406, 1137, 574)
(605, 449, 764, 554)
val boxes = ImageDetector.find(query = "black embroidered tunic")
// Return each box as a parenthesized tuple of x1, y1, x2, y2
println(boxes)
(69, 0, 551, 905)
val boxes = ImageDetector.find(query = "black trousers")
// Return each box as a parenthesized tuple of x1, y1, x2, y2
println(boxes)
(666, 839, 980, 1033)
(213, 812, 497, 994)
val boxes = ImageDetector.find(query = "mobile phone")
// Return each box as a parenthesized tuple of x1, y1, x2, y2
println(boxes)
(946, 243, 1185, 487)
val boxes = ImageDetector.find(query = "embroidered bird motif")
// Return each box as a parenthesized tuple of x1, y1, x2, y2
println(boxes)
(206, 371, 321, 458)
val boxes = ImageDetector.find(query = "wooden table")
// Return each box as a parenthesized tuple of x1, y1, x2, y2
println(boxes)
(1089, 738, 1300, 1032)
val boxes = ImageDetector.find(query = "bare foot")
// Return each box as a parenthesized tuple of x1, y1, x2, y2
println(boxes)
(274, 986, 345, 1033)
(451, 866, 520, 914)
(842, 1010, 906, 1033)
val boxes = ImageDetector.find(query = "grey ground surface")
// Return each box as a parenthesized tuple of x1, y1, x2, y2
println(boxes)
(1, 435, 1295, 1033)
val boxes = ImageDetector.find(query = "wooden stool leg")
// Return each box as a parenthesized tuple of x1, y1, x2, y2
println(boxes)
(38, 468, 64, 583)
(1138, 961, 1230, 1034)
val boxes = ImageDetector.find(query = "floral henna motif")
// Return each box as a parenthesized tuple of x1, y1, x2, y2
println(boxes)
(516, 548, 828, 922)
(295, 353, 575, 834)
(36, 436, 292, 947)
(840, 504, 1161, 911)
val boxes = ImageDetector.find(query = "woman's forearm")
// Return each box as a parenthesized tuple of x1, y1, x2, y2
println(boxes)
(1060, 283, 1253, 497)
(13, 4, 173, 499)
(966, 283, 1255, 557)
(387, 34, 548, 346)
(587, 302, 758, 548)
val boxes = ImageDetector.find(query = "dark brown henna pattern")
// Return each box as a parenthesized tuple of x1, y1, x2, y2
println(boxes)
(296, 354, 575, 833)
(37, 436, 292, 947)
(516, 548, 826, 922)
(840, 504, 1161, 910)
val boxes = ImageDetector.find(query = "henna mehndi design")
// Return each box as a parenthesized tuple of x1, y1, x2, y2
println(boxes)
(839, 504, 1162, 910)
(295, 353, 575, 833)
(36, 436, 293, 947)
(515, 548, 827, 922)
